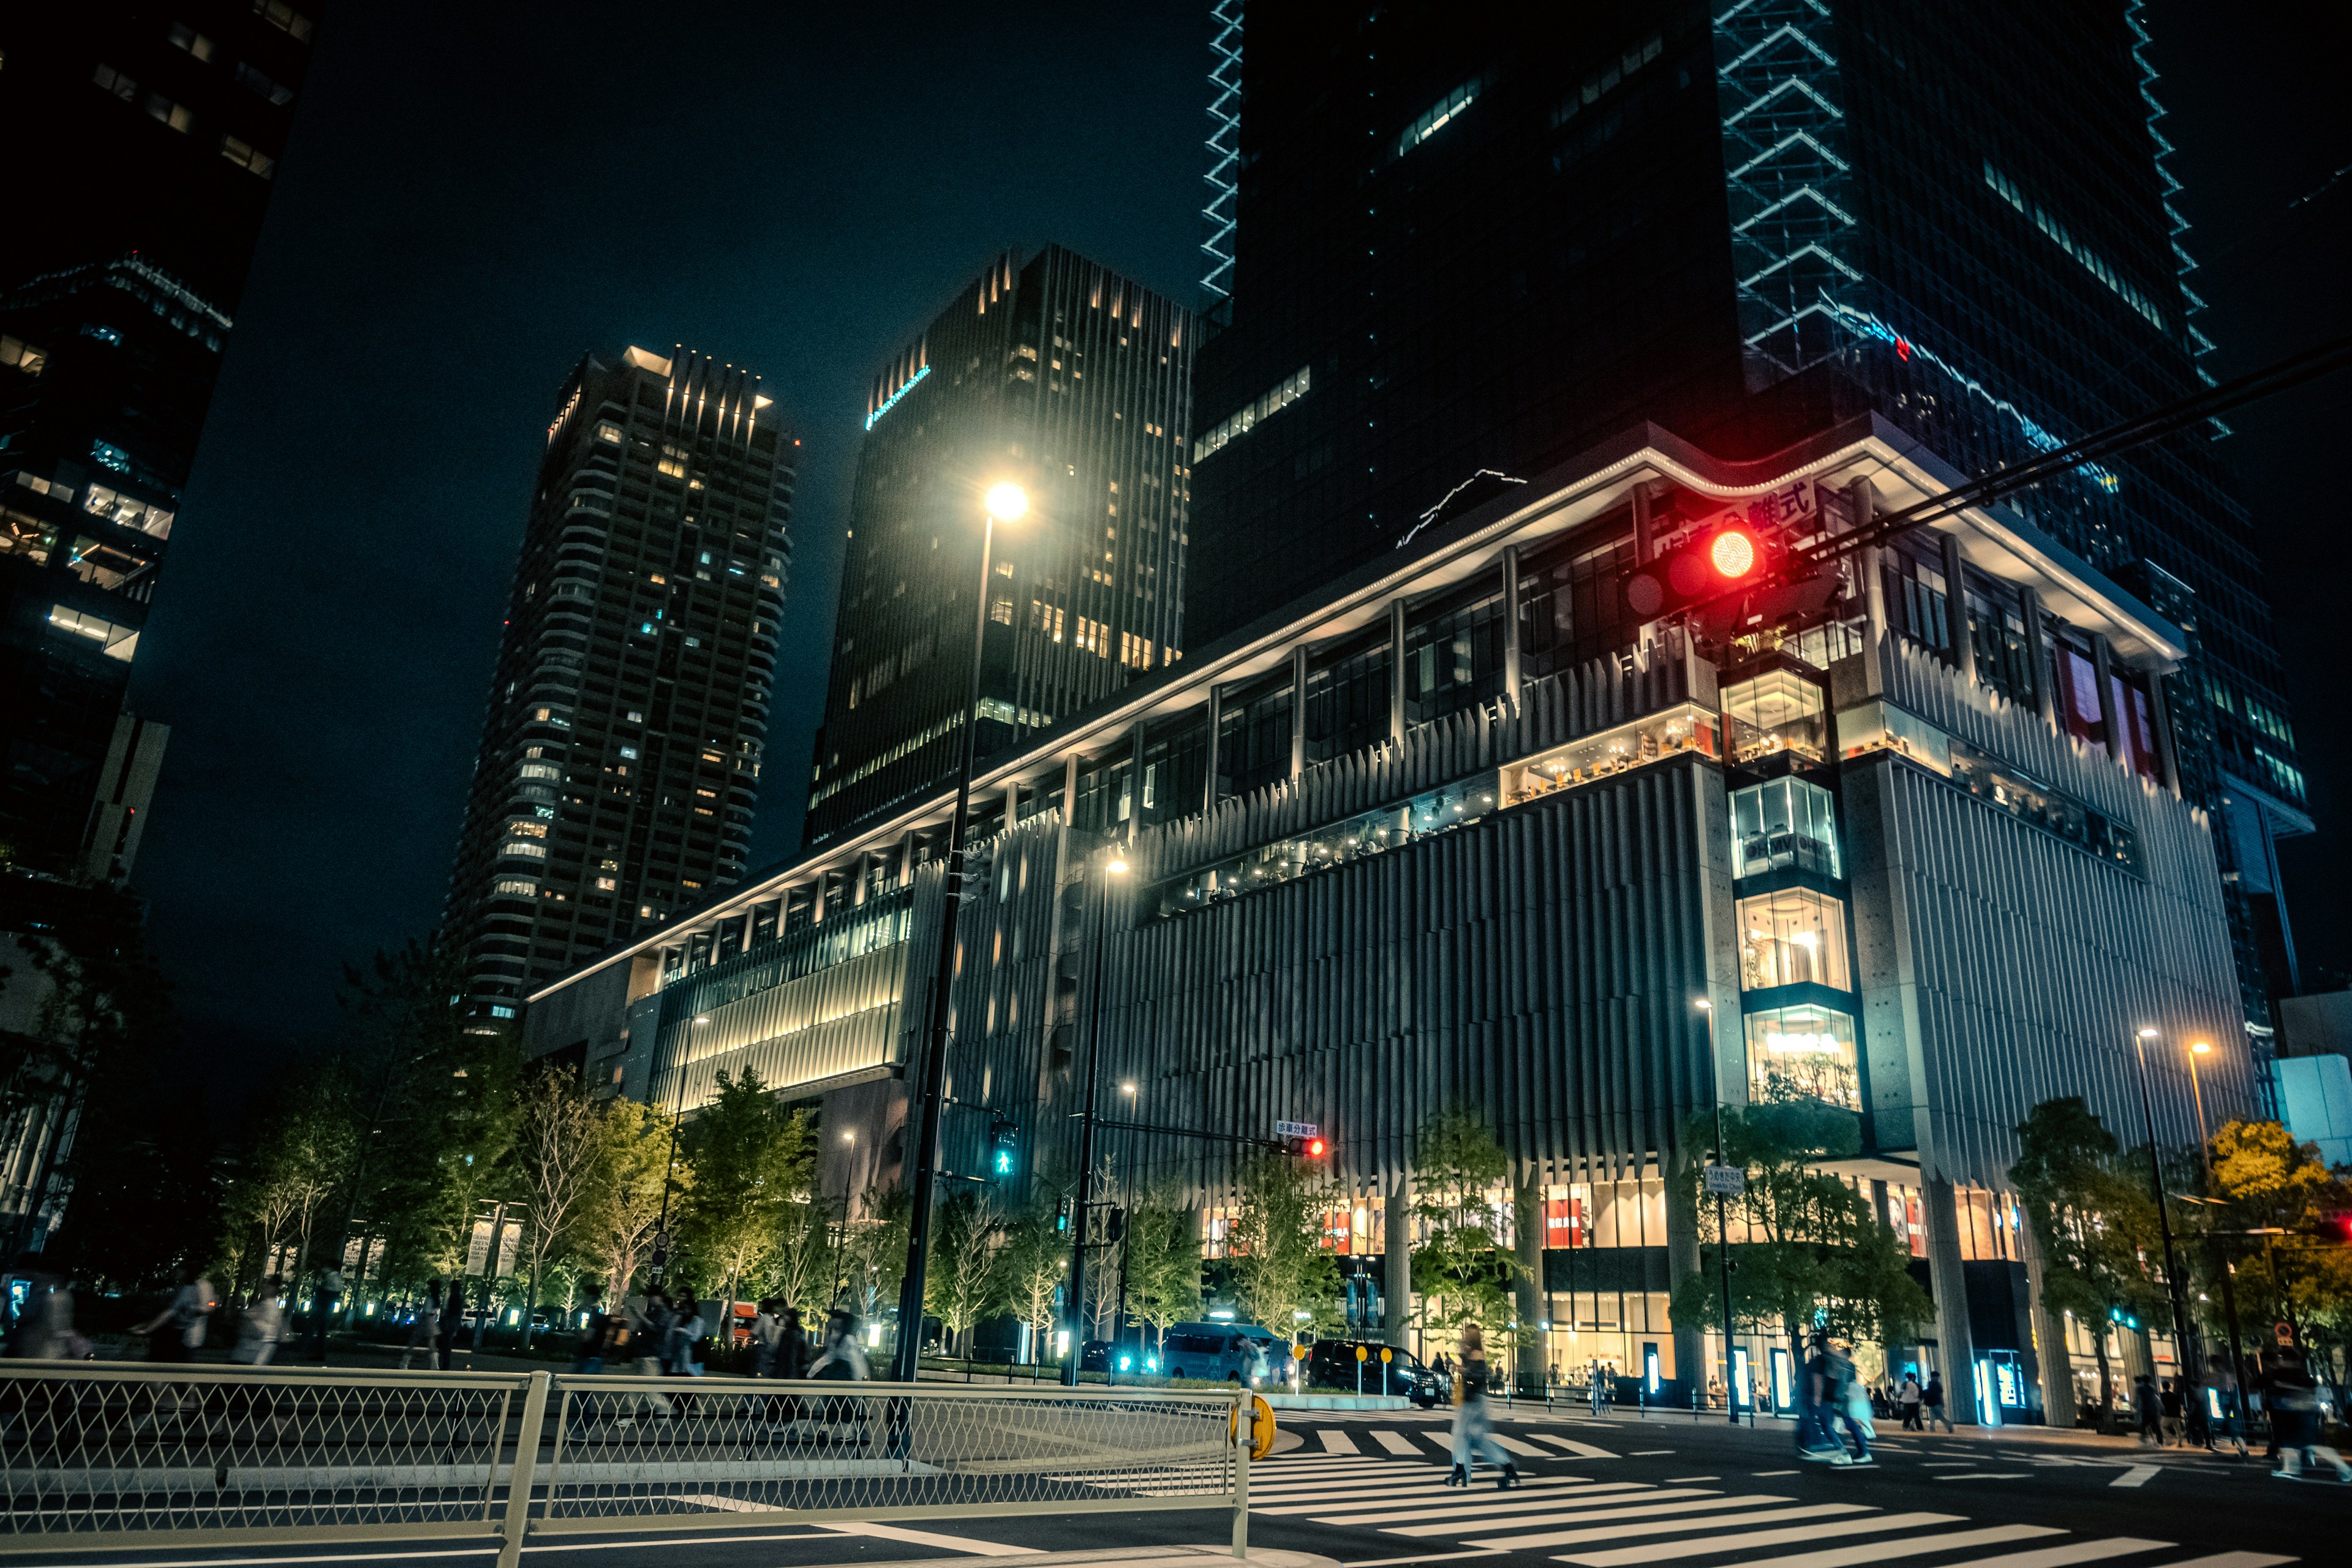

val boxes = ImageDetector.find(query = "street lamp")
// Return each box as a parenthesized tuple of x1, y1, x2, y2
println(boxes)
(1063, 851, 1130, 1385)
(2182, 1038, 2251, 1420)
(1698, 998, 1738, 1426)
(2129, 1027, 2196, 1387)
(894, 480, 1026, 1382)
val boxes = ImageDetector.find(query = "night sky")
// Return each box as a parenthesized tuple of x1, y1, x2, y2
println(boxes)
(126, 3, 2352, 1104)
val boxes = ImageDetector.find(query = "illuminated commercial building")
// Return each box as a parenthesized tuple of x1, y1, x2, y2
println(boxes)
(445, 347, 796, 1028)
(1184, 1, 2304, 1054)
(0, 2, 319, 881)
(805, 246, 1193, 848)
(526, 415, 2248, 1424)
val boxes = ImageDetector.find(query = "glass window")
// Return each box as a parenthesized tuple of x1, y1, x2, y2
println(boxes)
(1835, 698, 1951, 773)
(1736, 887, 1850, 991)
(1500, 701, 1717, 804)
(1722, 668, 1828, 764)
(1743, 1003, 1861, 1110)
(1728, 777, 1841, 879)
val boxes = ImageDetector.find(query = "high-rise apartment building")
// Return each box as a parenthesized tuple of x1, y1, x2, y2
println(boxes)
(805, 247, 1193, 848)
(445, 347, 795, 1027)
(0, 2, 319, 880)
(1186, 1, 2304, 1042)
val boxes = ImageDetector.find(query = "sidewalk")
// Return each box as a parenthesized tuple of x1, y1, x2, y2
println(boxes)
(839, 1549, 1329, 1568)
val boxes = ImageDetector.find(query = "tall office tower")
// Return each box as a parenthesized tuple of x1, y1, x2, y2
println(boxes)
(445, 347, 796, 1028)
(1187, 1, 2304, 1041)
(0, 3, 318, 881)
(805, 247, 1193, 848)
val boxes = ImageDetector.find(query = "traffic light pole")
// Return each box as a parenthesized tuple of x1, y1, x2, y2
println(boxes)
(1063, 861, 1117, 1386)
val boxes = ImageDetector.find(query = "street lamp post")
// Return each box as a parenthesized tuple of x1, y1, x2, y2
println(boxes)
(1063, 851, 1129, 1385)
(1698, 999, 1737, 1426)
(2130, 1027, 2196, 1384)
(892, 481, 1025, 1383)
(2185, 1039, 2253, 1418)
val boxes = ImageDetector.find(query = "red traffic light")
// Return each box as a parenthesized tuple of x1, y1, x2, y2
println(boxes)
(1621, 522, 1768, 620)
(1306, 1137, 1327, 1158)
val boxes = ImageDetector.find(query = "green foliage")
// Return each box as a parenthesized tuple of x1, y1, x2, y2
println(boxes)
(2010, 1096, 2165, 1421)
(1669, 1092, 1932, 1354)
(1411, 1110, 1523, 1355)
(677, 1069, 811, 1317)
(926, 1188, 1005, 1353)
(1121, 1195, 1202, 1347)
(2200, 1118, 2352, 1348)
(838, 1185, 910, 1324)
(576, 1096, 680, 1300)
(511, 1065, 606, 1344)
(1232, 1148, 1343, 1334)
(998, 1189, 1071, 1355)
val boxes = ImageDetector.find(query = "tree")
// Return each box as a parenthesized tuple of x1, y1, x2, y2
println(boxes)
(1410, 1110, 1522, 1356)
(1227, 1148, 1342, 1336)
(578, 1098, 678, 1300)
(511, 1066, 604, 1348)
(1000, 1193, 1071, 1363)
(2201, 1119, 2352, 1360)
(769, 1194, 834, 1316)
(1122, 1196, 1202, 1355)
(839, 1186, 911, 1329)
(2010, 1097, 2165, 1426)
(1669, 1091, 1932, 1389)
(926, 1189, 1005, 1355)
(677, 1069, 810, 1334)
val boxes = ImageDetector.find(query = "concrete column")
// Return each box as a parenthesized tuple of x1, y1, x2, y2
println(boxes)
(1388, 599, 1408, 744)
(1501, 545, 1523, 701)
(1200, 687, 1222, 814)
(1513, 1164, 1544, 1393)
(851, 854, 868, 907)
(2144, 669, 2184, 796)
(1664, 1148, 1705, 1397)
(1384, 1172, 1414, 1350)
(1939, 532, 1975, 683)
(1922, 1177, 1981, 1423)
(2089, 633, 2127, 766)
(2016, 587, 2048, 718)
(1633, 483, 1655, 565)
(1004, 779, 1022, 831)
(1289, 644, 1308, 782)
(1850, 480, 1888, 644)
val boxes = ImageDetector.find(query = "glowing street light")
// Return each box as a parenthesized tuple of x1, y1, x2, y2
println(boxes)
(985, 482, 1028, 522)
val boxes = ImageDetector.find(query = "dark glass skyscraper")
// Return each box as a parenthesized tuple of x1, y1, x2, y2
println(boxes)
(807, 247, 1193, 847)
(1187, 0, 2304, 1042)
(445, 347, 796, 1027)
(0, 2, 318, 880)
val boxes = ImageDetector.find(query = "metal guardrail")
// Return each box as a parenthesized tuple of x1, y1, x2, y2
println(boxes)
(0, 1365, 1247, 1566)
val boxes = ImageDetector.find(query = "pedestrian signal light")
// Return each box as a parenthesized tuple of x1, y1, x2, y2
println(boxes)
(1054, 1196, 1071, 1234)
(989, 1115, 1017, 1179)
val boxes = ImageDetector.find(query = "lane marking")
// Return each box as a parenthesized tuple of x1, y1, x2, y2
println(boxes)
(1322, 1429, 1364, 1455)
(1630, 1450, 1676, 1457)
(1268, 1480, 1615, 1517)
(1934, 1472, 2032, 1481)
(1535, 1434, 1619, 1460)
(2110, 1466, 2160, 1489)
(1752, 1469, 1800, 1476)
(2144, 1556, 2297, 1568)
(1349, 1490, 1708, 1532)
(1664, 1477, 1719, 1483)
(1339, 1553, 1510, 1567)
(1558, 1512, 1975, 1567)
(1922, 1542, 2176, 1568)
(812, 1522, 1046, 1555)
(1566, 1523, 2060, 1568)
(1375, 1431, 1425, 1456)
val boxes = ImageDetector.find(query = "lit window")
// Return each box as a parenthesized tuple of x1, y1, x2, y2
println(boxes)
(626, 710, 644, 722)
(220, 135, 275, 178)
(596, 876, 617, 891)
(619, 747, 638, 760)
(501, 840, 548, 859)
(47, 605, 138, 662)
(508, 821, 548, 839)
(1744, 1005, 1861, 1111)
(92, 64, 137, 101)
(495, 879, 538, 896)
(1728, 777, 1841, 880)
(168, 23, 215, 61)
(1721, 669, 1827, 765)
(1736, 888, 1851, 992)
(0, 336, 48, 377)
(489, 1005, 516, 1019)
(596, 421, 622, 443)
(83, 484, 173, 538)
(252, 1, 315, 43)
(146, 94, 195, 134)
(533, 707, 551, 720)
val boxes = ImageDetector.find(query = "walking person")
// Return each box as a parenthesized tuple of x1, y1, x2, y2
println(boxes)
(1826, 1340, 1874, 1466)
(2133, 1373, 2164, 1447)
(401, 1281, 442, 1369)
(435, 1275, 467, 1370)
(1896, 1370, 1924, 1431)
(2262, 1324, 2352, 1482)
(232, 1276, 285, 1365)
(138, 1269, 218, 1363)
(2206, 1353, 2249, 1457)
(2160, 1378, 2185, 1447)
(3, 1255, 81, 1360)
(573, 1283, 611, 1373)
(1922, 1369, 1954, 1433)
(1588, 1357, 1606, 1417)
(1444, 1323, 1519, 1488)
(810, 1308, 871, 1446)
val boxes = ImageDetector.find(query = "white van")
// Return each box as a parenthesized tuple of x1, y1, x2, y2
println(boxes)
(1161, 1321, 1271, 1384)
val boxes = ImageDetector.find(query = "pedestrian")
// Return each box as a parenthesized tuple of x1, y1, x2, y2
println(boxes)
(2205, 1353, 2248, 1457)
(2132, 1373, 2163, 1448)
(300, 1264, 344, 1363)
(401, 1280, 442, 1370)
(1588, 1357, 1606, 1416)
(1896, 1370, 1924, 1431)
(666, 1290, 706, 1376)
(2159, 1377, 2185, 1446)
(230, 1276, 286, 1365)
(435, 1275, 467, 1370)
(1796, 1332, 1841, 1461)
(1444, 1322, 1518, 1489)
(137, 1268, 218, 1363)
(1922, 1370, 1953, 1433)
(573, 1282, 611, 1374)
(810, 1308, 871, 1445)
(1826, 1340, 1874, 1466)
(2, 1254, 81, 1360)
(2261, 1324, 2352, 1482)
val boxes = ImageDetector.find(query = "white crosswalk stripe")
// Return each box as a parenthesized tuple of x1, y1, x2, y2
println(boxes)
(1570, 1522, 2057, 1568)
(1374, 1430, 1425, 1455)
(1321, 1428, 1363, 1454)
(1476, 1502, 1877, 1552)
(1495, 1434, 1550, 1457)
(1534, 1433, 1619, 1459)
(1367, 1490, 1720, 1532)
(1923, 1542, 2174, 1568)
(1287, 1483, 1660, 1521)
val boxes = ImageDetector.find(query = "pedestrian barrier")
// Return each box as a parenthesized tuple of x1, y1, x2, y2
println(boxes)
(0, 1365, 1248, 1566)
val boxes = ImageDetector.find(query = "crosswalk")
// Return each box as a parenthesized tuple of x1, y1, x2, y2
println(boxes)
(1236, 1442, 2297, 1568)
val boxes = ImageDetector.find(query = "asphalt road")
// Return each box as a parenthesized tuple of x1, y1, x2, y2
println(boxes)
(29, 1403, 2335, 1568)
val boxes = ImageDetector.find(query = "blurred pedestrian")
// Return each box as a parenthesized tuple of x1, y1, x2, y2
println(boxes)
(2206, 1353, 2248, 1457)
(1445, 1323, 1517, 1488)
(2261, 1324, 2352, 1482)
(2132, 1373, 2163, 1447)
(2160, 1378, 2185, 1446)
(300, 1264, 344, 1363)
(1923, 1370, 1953, 1433)
(1896, 1371, 1923, 1430)
(401, 1280, 442, 1369)
(3, 1254, 82, 1360)
(232, 1276, 285, 1365)
(810, 1308, 870, 1443)
(138, 1268, 218, 1362)
(573, 1282, 611, 1374)
(435, 1275, 466, 1370)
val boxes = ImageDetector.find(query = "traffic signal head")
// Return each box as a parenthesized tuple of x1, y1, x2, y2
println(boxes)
(1621, 521, 1768, 620)
(1280, 1133, 1329, 1159)
(989, 1116, 1018, 1179)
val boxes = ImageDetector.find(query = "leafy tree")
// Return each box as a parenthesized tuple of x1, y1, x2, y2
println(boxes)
(999, 1192, 1071, 1362)
(2010, 1097, 2165, 1425)
(1229, 1148, 1342, 1335)
(926, 1188, 1005, 1355)
(1411, 1110, 1522, 1356)
(511, 1066, 605, 1347)
(768, 1194, 834, 1316)
(1670, 1091, 1933, 1387)
(2201, 1119, 2352, 1357)
(677, 1069, 810, 1331)
(1121, 1196, 1202, 1354)
(839, 1186, 911, 1329)
(577, 1098, 679, 1300)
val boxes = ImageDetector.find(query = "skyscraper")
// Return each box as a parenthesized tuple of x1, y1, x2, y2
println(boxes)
(805, 247, 1194, 848)
(445, 347, 796, 1028)
(1186, 1, 2304, 1042)
(0, 2, 319, 880)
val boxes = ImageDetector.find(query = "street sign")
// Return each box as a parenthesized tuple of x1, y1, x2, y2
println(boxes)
(1703, 1164, 1747, 1197)
(1274, 1120, 1320, 1140)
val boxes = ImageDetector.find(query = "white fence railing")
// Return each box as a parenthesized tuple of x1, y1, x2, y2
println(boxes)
(0, 1365, 1248, 1566)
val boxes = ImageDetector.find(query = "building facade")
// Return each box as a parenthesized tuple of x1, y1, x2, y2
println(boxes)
(1183, 0, 2304, 1054)
(525, 416, 2249, 1423)
(445, 347, 796, 1028)
(0, 3, 318, 881)
(807, 247, 1193, 848)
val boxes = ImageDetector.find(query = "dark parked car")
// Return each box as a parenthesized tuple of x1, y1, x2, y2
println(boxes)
(1305, 1338, 1444, 1408)
(1080, 1337, 1161, 1375)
